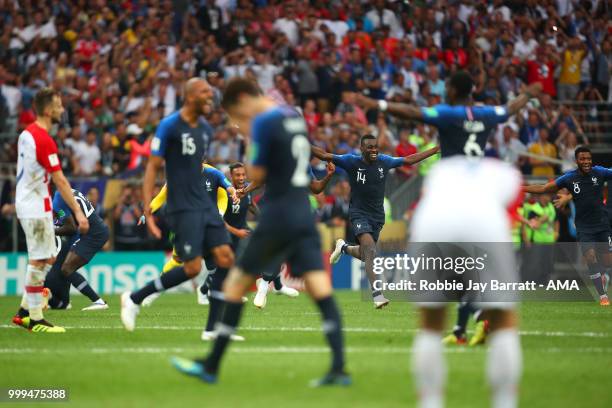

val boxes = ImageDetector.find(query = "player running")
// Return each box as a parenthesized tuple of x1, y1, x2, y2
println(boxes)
(120, 77, 234, 331)
(171, 77, 350, 386)
(139, 163, 239, 308)
(41, 188, 109, 311)
(246, 163, 336, 308)
(525, 146, 611, 306)
(312, 136, 439, 308)
(12, 88, 89, 333)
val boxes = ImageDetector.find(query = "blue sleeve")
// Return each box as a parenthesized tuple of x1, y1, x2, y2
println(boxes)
(380, 154, 405, 169)
(332, 154, 353, 170)
(52, 191, 70, 224)
(250, 114, 273, 166)
(478, 105, 510, 124)
(554, 172, 571, 189)
(151, 117, 172, 157)
(206, 167, 232, 189)
(420, 105, 448, 127)
(308, 166, 316, 180)
(595, 166, 612, 181)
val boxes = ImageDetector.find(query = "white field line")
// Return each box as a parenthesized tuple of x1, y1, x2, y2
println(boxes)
(0, 324, 610, 338)
(0, 346, 611, 355)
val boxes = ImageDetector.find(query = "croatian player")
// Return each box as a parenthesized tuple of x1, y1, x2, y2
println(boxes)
(525, 146, 612, 306)
(12, 88, 89, 333)
(312, 137, 439, 308)
(120, 78, 234, 331)
(42, 188, 109, 311)
(172, 78, 350, 386)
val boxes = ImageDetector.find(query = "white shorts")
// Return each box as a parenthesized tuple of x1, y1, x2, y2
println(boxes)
(409, 204, 518, 310)
(20, 217, 56, 260)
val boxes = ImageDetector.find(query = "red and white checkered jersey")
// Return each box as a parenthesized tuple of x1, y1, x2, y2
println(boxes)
(15, 123, 61, 219)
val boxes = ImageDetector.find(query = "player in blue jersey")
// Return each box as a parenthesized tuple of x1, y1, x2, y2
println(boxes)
(171, 77, 350, 386)
(121, 78, 234, 331)
(312, 137, 439, 308)
(525, 146, 612, 306)
(14, 188, 109, 325)
(242, 162, 336, 308)
(355, 72, 542, 158)
(200, 162, 261, 340)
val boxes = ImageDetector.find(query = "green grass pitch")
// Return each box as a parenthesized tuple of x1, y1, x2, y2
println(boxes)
(1, 291, 611, 407)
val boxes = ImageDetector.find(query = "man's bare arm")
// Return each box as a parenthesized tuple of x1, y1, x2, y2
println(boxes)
(311, 145, 334, 162)
(354, 93, 424, 121)
(523, 181, 559, 194)
(142, 155, 164, 239)
(309, 162, 335, 194)
(51, 170, 89, 234)
(55, 215, 77, 236)
(404, 146, 440, 165)
(507, 82, 543, 116)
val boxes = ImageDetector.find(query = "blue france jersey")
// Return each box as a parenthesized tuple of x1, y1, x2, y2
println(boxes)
(555, 166, 612, 232)
(151, 111, 214, 213)
(251, 106, 312, 201)
(52, 189, 105, 235)
(332, 154, 404, 223)
(224, 188, 252, 229)
(202, 165, 232, 204)
(420, 105, 510, 158)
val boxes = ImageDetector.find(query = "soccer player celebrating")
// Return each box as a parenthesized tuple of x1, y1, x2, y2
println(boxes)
(201, 162, 259, 340)
(171, 78, 350, 386)
(312, 137, 439, 308)
(12, 88, 89, 333)
(525, 146, 611, 306)
(354, 71, 542, 407)
(120, 78, 234, 331)
(42, 188, 109, 311)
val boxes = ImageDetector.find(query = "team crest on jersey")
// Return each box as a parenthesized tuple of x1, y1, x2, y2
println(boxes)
(205, 180, 212, 191)
(184, 244, 192, 255)
(592, 177, 598, 186)
(378, 167, 384, 178)
(356, 223, 362, 229)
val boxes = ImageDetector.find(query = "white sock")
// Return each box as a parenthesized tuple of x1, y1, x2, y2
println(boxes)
(258, 279, 269, 294)
(487, 328, 522, 408)
(25, 264, 45, 320)
(412, 330, 445, 408)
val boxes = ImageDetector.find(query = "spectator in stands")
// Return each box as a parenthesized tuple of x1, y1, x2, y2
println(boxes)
(113, 185, 144, 251)
(73, 129, 101, 176)
(528, 127, 557, 177)
(556, 124, 589, 172)
(558, 36, 587, 101)
(395, 129, 418, 178)
(519, 110, 545, 146)
(209, 127, 240, 170)
(498, 124, 528, 170)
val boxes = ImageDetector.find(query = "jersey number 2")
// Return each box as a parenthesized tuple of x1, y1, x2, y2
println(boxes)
(291, 135, 310, 187)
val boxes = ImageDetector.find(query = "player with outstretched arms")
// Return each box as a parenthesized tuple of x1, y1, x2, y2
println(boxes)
(12, 88, 89, 333)
(525, 146, 612, 306)
(355, 71, 542, 408)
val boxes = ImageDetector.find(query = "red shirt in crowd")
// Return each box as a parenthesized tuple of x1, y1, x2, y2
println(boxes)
(526, 59, 556, 97)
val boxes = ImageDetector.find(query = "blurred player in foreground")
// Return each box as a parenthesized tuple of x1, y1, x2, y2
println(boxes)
(411, 157, 523, 408)
(171, 78, 349, 386)
(243, 163, 335, 309)
(12, 88, 89, 333)
(121, 78, 234, 331)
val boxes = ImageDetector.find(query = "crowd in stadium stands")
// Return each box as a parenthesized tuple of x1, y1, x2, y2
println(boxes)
(0, 0, 610, 250)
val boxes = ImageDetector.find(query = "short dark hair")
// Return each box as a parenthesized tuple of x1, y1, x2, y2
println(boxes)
(229, 162, 245, 173)
(33, 88, 58, 116)
(221, 77, 262, 110)
(360, 134, 376, 145)
(574, 145, 591, 159)
(449, 71, 473, 99)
